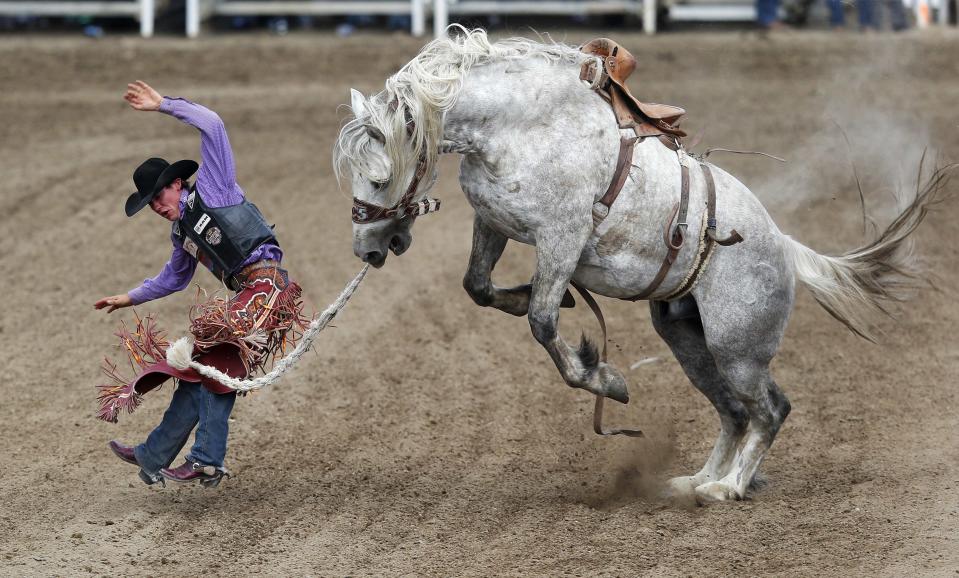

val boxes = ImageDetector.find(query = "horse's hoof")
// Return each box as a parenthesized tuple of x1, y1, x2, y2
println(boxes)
(664, 475, 698, 498)
(598, 363, 629, 404)
(694, 481, 741, 504)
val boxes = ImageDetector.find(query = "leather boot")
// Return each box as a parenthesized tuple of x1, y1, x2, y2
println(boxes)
(110, 441, 165, 486)
(108, 440, 138, 466)
(160, 460, 227, 487)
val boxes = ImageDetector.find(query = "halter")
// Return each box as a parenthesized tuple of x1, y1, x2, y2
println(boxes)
(351, 104, 442, 225)
(351, 155, 441, 224)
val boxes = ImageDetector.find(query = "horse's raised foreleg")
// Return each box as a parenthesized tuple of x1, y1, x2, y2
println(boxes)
(528, 227, 629, 403)
(463, 216, 573, 317)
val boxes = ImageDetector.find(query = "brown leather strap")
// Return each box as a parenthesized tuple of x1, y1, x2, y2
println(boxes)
(665, 232, 714, 302)
(352, 197, 398, 224)
(701, 164, 744, 246)
(657, 134, 680, 151)
(570, 281, 608, 363)
(352, 154, 432, 224)
(398, 154, 429, 210)
(592, 134, 683, 226)
(669, 162, 691, 249)
(662, 163, 744, 300)
(592, 135, 638, 223)
(627, 161, 690, 301)
(580, 58, 608, 90)
(568, 281, 644, 438)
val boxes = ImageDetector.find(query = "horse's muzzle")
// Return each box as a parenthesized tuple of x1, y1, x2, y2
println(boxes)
(389, 234, 410, 256)
(362, 250, 387, 268)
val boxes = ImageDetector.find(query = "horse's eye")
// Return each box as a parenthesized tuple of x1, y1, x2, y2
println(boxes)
(372, 180, 390, 191)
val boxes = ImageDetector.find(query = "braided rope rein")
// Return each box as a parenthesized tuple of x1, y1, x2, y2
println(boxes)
(166, 265, 370, 393)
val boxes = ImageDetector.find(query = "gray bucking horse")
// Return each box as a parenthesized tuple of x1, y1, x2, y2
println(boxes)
(334, 28, 950, 503)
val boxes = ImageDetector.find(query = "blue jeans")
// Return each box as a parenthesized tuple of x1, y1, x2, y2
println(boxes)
(828, 0, 908, 29)
(757, 0, 780, 26)
(134, 381, 237, 475)
(827, 0, 845, 25)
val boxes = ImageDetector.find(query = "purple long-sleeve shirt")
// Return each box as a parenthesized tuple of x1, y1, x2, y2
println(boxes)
(128, 97, 282, 305)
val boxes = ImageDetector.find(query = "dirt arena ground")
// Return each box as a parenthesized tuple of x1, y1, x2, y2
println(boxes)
(1, 29, 958, 576)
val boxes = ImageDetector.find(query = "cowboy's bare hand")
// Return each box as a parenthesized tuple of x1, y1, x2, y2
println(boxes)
(94, 294, 133, 313)
(124, 80, 162, 111)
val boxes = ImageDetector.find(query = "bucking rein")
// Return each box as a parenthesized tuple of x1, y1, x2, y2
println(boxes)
(173, 39, 745, 439)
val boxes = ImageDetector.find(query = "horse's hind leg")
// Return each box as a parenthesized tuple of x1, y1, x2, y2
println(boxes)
(650, 301, 749, 496)
(691, 260, 794, 503)
(693, 355, 791, 503)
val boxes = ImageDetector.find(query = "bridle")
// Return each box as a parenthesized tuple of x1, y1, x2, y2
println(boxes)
(351, 155, 441, 224)
(350, 100, 442, 226)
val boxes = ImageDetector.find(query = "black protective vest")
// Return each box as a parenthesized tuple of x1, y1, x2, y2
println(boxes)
(172, 187, 278, 287)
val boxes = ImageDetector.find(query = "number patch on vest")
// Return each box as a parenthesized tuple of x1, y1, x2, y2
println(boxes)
(194, 213, 211, 234)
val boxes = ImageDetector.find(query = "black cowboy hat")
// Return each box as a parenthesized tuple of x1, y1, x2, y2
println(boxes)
(125, 157, 199, 217)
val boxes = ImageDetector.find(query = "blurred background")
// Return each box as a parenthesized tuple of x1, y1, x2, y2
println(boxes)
(0, 0, 954, 38)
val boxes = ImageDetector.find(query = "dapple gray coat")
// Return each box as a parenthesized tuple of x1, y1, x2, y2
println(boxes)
(335, 29, 946, 503)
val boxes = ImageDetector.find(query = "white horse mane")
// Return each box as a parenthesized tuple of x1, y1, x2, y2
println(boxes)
(334, 27, 591, 205)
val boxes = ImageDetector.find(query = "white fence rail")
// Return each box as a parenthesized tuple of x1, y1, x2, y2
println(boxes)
(0, 0, 155, 36)
(669, 0, 754, 21)
(432, 0, 657, 34)
(427, 0, 773, 35)
(0, 0, 951, 37)
(186, 0, 426, 36)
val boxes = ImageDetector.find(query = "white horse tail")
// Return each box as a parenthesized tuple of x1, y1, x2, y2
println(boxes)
(781, 165, 953, 342)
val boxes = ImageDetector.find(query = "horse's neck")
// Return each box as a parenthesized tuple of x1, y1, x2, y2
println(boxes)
(443, 59, 607, 153)
(441, 58, 680, 210)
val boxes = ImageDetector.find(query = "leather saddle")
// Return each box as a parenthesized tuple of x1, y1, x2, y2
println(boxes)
(579, 38, 687, 139)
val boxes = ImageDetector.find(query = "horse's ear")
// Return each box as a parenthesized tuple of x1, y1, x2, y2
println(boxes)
(350, 88, 367, 116)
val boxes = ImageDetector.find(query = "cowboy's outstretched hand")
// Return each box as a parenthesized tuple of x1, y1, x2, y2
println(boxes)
(124, 80, 162, 111)
(95, 294, 133, 313)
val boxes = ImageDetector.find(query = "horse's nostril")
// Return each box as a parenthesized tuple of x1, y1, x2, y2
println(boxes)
(364, 251, 384, 264)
